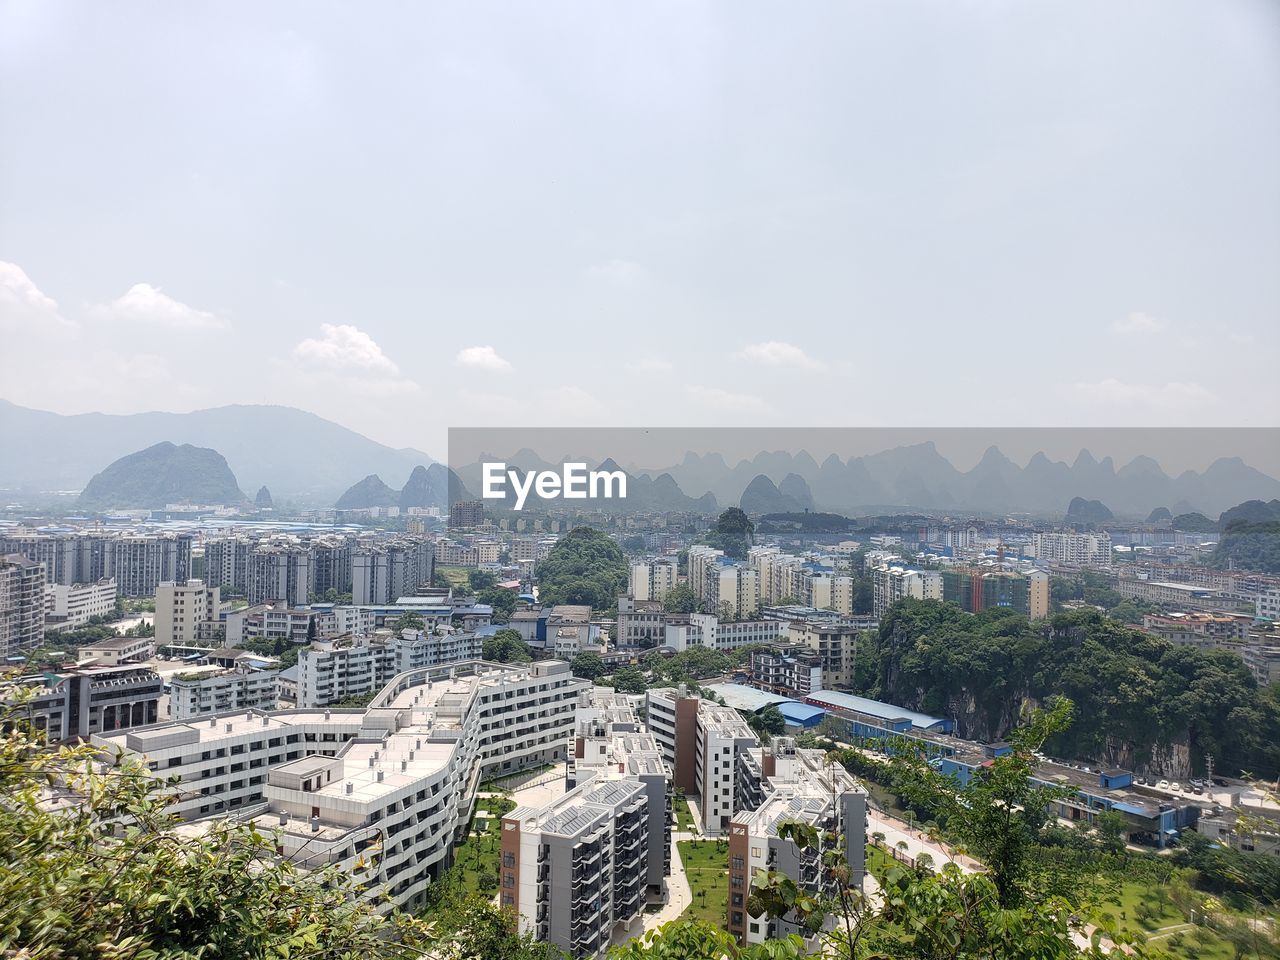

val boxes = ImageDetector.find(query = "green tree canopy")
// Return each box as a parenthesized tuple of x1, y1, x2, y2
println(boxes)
(0, 691, 436, 960)
(482, 629, 533, 663)
(661, 583, 699, 614)
(536, 527, 628, 609)
(570, 651, 606, 680)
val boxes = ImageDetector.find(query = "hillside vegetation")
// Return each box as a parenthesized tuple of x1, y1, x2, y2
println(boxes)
(871, 600, 1280, 779)
(78, 441, 245, 509)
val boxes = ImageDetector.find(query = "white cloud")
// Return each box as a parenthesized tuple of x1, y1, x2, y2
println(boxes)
(687, 385, 773, 414)
(295, 323, 402, 376)
(455, 345, 512, 373)
(586, 259, 647, 285)
(1111, 311, 1165, 335)
(734, 340, 823, 369)
(292, 323, 418, 396)
(96, 282, 225, 330)
(1068, 378, 1217, 412)
(1229, 332, 1255, 346)
(0, 261, 74, 331)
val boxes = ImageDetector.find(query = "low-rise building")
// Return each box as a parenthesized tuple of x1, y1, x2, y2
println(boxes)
(748, 644, 824, 699)
(45, 578, 117, 628)
(168, 663, 282, 720)
(5, 664, 162, 741)
(296, 628, 486, 708)
(92, 660, 586, 911)
(77, 633, 155, 666)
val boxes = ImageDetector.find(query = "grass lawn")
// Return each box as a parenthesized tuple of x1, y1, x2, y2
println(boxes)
(450, 795, 517, 898)
(678, 839, 730, 928)
(435, 566, 473, 591)
(674, 797, 697, 833)
(1098, 879, 1243, 960)
(865, 844, 896, 881)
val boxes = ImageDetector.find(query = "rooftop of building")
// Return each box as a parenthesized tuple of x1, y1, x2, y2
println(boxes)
(702, 682, 794, 714)
(804, 689, 950, 733)
(511, 775, 645, 837)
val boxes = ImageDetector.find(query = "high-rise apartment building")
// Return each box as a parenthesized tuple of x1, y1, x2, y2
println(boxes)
(728, 741, 867, 946)
(629, 557, 678, 603)
(502, 691, 672, 957)
(1030, 531, 1113, 569)
(871, 564, 942, 617)
(941, 567, 1049, 620)
(0, 553, 46, 656)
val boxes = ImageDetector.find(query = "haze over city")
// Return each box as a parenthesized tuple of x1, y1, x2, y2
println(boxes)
(3, 0, 1278, 456)
(3, 4, 1280, 960)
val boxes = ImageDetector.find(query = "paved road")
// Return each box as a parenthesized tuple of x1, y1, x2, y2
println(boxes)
(866, 810, 980, 873)
(636, 830, 696, 933)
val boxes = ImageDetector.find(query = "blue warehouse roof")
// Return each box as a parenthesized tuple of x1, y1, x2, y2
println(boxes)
(776, 702, 827, 727)
(805, 690, 951, 733)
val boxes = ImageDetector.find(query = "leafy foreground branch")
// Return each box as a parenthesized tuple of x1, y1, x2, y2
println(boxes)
(1, 690, 559, 960)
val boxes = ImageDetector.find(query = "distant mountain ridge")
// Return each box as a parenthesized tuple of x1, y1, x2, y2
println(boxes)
(641, 443, 1280, 517)
(0, 399, 432, 504)
(336, 463, 472, 511)
(79, 442, 246, 509)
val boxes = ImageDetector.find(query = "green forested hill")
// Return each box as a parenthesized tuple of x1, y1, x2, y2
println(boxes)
(78, 442, 245, 509)
(872, 600, 1280, 779)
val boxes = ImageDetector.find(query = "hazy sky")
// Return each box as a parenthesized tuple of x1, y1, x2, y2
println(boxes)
(2, 0, 1277, 459)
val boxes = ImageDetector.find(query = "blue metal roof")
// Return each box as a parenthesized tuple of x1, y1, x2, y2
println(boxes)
(805, 690, 950, 732)
(776, 702, 826, 725)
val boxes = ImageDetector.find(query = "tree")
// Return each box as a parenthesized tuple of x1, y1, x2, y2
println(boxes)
(608, 667, 649, 694)
(570, 651, 606, 681)
(483, 629, 533, 664)
(469, 569, 498, 592)
(744, 703, 787, 741)
(477, 585, 517, 622)
(889, 697, 1078, 908)
(392, 611, 426, 633)
(607, 920, 803, 960)
(422, 887, 564, 960)
(0, 689, 435, 960)
(1094, 810, 1128, 855)
(536, 527, 628, 608)
(747, 814, 1148, 960)
(704, 507, 754, 560)
(661, 583, 699, 614)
